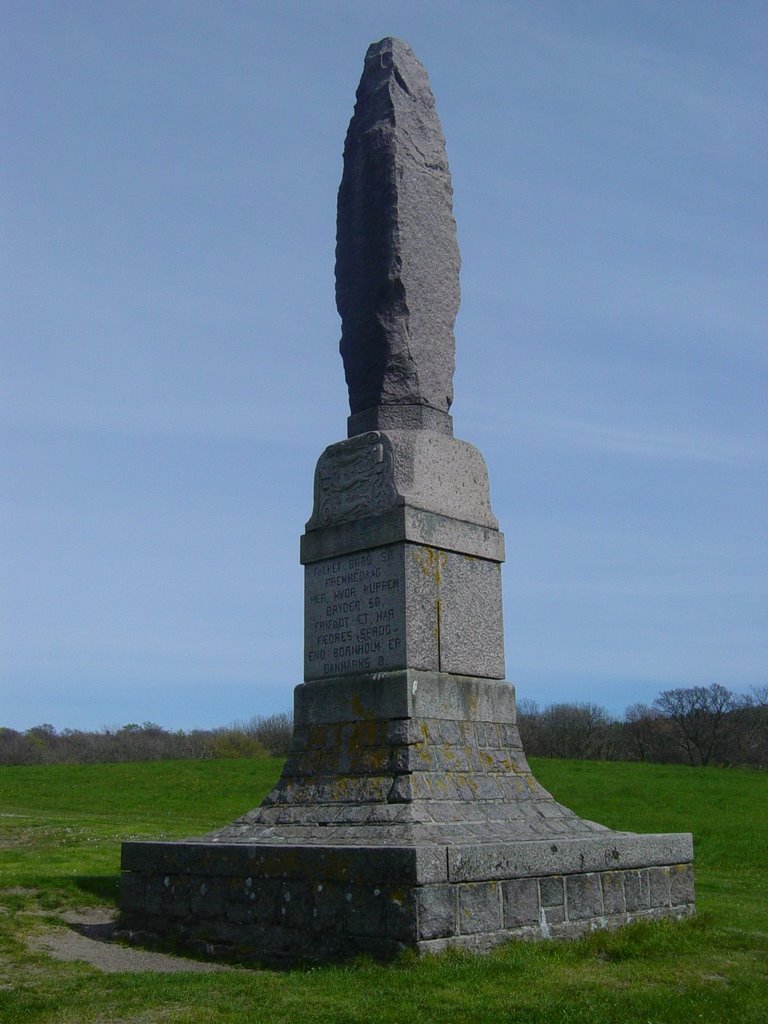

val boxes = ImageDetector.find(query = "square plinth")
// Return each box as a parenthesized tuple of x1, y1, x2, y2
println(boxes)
(119, 834, 694, 964)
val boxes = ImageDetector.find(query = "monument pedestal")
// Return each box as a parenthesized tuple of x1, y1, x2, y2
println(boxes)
(119, 428, 695, 963)
(120, 670, 694, 964)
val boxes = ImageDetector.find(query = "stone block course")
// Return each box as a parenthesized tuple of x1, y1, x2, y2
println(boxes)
(670, 863, 695, 906)
(386, 889, 418, 943)
(418, 885, 456, 940)
(565, 873, 603, 921)
(120, 857, 695, 963)
(502, 877, 539, 928)
(601, 871, 626, 915)
(280, 881, 313, 929)
(624, 869, 650, 911)
(459, 882, 502, 934)
(539, 875, 564, 907)
(541, 905, 566, 928)
(346, 887, 387, 937)
(649, 866, 671, 908)
(312, 883, 345, 932)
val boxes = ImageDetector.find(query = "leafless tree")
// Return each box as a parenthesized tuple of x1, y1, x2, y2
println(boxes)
(652, 684, 743, 766)
(736, 686, 768, 767)
(235, 713, 294, 756)
(515, 700, 617, 760)
(623, 703, 673, 762)
(515, 698, 541, 752)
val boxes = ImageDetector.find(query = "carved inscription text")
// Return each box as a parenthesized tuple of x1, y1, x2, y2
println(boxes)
(304, 546, 405, 679)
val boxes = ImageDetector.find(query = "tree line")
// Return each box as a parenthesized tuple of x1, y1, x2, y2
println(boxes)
(517, 684, 767, 768)
(0, 713, 293, 766)
(1, 685, 765, 768)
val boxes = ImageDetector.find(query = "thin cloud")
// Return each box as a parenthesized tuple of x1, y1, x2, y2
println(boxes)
(531, 414, 765, 466)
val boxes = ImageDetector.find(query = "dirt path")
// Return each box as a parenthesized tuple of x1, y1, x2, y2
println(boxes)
(25, 908, 241, 974)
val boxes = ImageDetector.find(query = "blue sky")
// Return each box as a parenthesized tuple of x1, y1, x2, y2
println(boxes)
(3, 1, 766, 731)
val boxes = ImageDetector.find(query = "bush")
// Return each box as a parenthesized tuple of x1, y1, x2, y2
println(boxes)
(0, 713, 293, 766)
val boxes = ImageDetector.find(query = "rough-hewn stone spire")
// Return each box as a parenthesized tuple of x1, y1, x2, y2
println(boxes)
(336, 37, 460, 428)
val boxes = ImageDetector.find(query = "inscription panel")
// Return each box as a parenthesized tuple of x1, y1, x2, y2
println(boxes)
(305, 546, 406, 680)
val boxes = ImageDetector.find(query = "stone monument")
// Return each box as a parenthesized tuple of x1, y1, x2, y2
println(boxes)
(119, 37, 694, 963)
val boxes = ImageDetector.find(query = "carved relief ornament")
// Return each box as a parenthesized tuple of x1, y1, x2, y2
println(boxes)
(307, 432, 399, 529)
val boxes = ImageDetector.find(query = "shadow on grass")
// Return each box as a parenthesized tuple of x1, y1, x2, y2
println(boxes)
(73, 875, 121, 904)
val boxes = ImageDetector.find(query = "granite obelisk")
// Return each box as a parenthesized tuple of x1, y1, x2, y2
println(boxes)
(337, 37, 460, 425)
(119, 38, 694, 964)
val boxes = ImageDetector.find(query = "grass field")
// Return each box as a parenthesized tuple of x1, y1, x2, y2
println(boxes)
(1, 756, 766, 1023)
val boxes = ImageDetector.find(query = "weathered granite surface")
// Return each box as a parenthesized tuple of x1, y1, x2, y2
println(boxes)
(306, 431, 498, 533)
(301, 424, 507, 683)
(304, 548, 504, 681)
(336, 38, 460, 421)
(120, 845, 694, 964)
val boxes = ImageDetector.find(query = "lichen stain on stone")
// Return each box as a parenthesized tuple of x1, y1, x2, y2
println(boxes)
(413, 545, 447, 585)
(362, 746, 391, 772)
(388, 885, 408, 906)
(350, 693, 374, 720)
(415, 746, 432, 766)
(442, 745, 460, 770)
(350, 717, 378, 748)
(328, 776, 362, 801)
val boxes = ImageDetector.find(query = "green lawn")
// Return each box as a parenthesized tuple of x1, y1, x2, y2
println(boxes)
(1, 756, 766, 1023)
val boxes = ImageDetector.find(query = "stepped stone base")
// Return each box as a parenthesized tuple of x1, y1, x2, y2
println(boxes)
(119, 838, 694, 964)
(119, 672, 694, 964)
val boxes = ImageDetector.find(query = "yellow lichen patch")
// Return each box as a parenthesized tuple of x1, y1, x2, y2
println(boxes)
(387, 885, 409, 905)
(415, 744, 432, 765)
(413, 546, 447, 585)
(358, 776, 392, 802)
(359, 746, 390, 772)
(350, 693, 373, 720)
(307, 724, 329, 747)
(523, 776, 549, 799)
(327, 776, 361, 802)
(350, 718, 378, 748)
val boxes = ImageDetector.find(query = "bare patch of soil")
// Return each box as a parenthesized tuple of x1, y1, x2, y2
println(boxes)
(26, 908, 240, 974)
